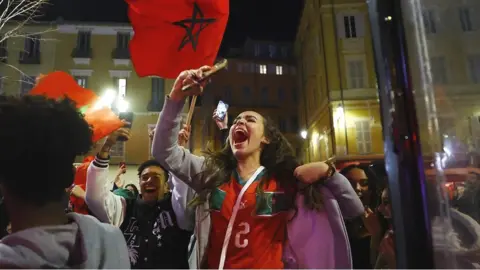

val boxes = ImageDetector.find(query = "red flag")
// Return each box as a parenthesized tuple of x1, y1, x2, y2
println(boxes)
(70, 156, 95, 215)
(126, 0, 229, 78)
(30, 71, 97, 109)
(84, 107, 124, 143)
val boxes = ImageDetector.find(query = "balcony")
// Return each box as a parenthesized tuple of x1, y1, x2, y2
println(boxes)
(18, 52, 40, 64)
(71, 47, 92, 65)
(111, 48, 130, 67)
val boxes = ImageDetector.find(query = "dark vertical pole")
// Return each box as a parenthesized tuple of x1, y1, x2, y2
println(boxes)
(366, 0, 434, 268)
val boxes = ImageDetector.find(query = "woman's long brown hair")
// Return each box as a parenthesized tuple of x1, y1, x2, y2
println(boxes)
(189, 116, 324, 212)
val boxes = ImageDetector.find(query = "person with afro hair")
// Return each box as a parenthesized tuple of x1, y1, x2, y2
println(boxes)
(0, 95, 129, 268)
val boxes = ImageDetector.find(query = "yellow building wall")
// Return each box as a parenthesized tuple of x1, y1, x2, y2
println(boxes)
(0, 24, 58, 95)
(295, 0, 384, 162)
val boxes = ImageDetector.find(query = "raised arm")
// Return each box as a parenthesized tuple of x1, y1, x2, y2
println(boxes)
(324, 172, 364, 219)
(294, 162, 364, 220)
(170, 173, 196, 231)
(152, 68, 211, 192)
(85, 130, 128, 227)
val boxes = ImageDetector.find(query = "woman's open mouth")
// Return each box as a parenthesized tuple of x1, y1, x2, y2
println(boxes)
(232, 128, 248, 147)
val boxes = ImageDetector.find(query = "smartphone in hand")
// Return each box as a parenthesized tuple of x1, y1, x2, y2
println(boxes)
(118, 112, 134, 141)
(216, 100, 229, 121)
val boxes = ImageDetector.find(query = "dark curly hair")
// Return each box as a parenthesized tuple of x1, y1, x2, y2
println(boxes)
(0, 95, 92, 206)
(190, 115, 324, 212)
(137, 159, 169, 183)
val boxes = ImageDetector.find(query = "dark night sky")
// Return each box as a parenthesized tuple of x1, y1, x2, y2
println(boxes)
(43, 0, 303, 52)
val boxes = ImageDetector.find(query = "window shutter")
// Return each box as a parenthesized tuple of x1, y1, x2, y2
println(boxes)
(355, 13, 365, 37)
(336, 14, 346, 38)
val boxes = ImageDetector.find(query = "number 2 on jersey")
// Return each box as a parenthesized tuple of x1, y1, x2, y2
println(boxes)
(234, 222, 250, 248)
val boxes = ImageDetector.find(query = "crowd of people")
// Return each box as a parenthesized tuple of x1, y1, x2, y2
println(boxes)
(1, 66, 479, 268)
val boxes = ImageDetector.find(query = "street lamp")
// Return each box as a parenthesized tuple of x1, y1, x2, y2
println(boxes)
(300, 130, 308, 139)
(93, 89, 117, 110)
(116, 97, 130, 113)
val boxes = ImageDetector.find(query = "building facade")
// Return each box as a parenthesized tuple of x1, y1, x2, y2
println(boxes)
(0, 23, 58, 96)
(403, 0, 480, 166)
(295, 0, 383, 165)
(0, 22, 179, 166)
(188, 39, 301, 156)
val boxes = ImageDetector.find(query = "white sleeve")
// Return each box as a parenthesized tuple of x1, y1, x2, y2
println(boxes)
(85, 156, 126, 227)
(170, 174, 196, 231)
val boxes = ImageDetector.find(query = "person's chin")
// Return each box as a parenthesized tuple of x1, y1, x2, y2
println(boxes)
(142, 193, 158, 203)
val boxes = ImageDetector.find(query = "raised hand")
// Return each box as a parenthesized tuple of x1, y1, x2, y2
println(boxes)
(178, 124, 191, 147)
(169, 66, 212, 101)
(213, 109, 228, 130)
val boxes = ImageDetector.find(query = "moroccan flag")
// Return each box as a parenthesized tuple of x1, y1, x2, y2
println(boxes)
(84, 107, 124, 143)
(126, 0, 229, 78)
(30, 71, 97, 109)
(30, 71, 124, 143)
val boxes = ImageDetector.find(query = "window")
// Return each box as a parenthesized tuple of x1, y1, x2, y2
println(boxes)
(276, 65, 283, 75)
(243, 63, 254, 73)
(259, 64, 267, 74)
(459, 7, 473, 32)
(281, 46, 288, 58)
(75, 76, 88, 88)
(254, 44, 260, 57)
(347, 60, 365, 88)
(77, 31, 91, 51)
(110, 141, 125, 157)
(0, 39, 6, 62)
(355, 120, 372, 154)
(290, 66, 296, 75)
(423, 10, 437, 34)
(23, 35, 40, 57)
(268, 44, 277, 58)
(344, 16, 357, 38)
(467, 55, 480, 83)
(116, 32, 130, 49)
(290, 116, 299, 133)
(116, 78, 127, 97)
(261, 87, 269, 105)
(20, 75, 36, 95)
(277, 87, 285, 101)
(278, 117, 287, 132)
(430, 56, 447, 84)
(150, 77, 165, 110)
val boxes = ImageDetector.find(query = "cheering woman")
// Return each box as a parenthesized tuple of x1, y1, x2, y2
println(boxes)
(152, 67, 364, 269)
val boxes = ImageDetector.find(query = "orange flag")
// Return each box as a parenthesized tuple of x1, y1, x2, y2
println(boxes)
(84, 107, 124, 143)
(31, 71, 124, 143)
(30, 71, 97, 109)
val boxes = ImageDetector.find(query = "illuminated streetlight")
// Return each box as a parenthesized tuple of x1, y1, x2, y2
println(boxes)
(117, 98, 130, 113)
(93, 89, 117, 110)
(300, 130, 307, 139)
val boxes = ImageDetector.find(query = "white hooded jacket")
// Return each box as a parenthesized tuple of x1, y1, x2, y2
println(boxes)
(0, 212, 130, 268)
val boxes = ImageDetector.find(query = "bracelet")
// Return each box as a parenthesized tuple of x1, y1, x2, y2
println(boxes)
(326, 161, 337, 178)
(324, 161, 336, 179)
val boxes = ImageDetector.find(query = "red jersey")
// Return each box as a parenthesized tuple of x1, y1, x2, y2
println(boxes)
(207, 170, 290, 269)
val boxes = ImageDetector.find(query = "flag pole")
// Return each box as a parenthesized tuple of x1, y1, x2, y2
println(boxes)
(186, 95, 197, 126)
